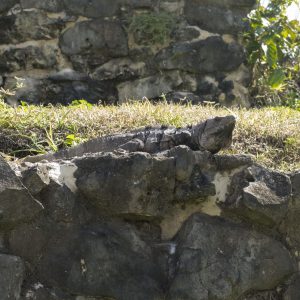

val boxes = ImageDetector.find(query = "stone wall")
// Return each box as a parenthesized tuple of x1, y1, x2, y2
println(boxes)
(0, 116, 300, 299)
(0, 0, 255, 106)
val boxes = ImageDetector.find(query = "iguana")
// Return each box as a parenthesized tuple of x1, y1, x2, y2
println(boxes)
(24, 115, 236, 163)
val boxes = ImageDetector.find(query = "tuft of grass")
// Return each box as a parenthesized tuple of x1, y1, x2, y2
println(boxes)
(128, 12, 176, 45)
(0, 100, 299, 172)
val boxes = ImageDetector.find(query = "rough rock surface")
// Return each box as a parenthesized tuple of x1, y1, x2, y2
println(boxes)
(0, 116, 299, 299)
(0, 0, 255, 106)
(221, 164, 292, 226)
(280, 171, 300, 265)
(0, 155, 43, 228)
(169, 213, 295, 300)
(0, 254, 24, 300)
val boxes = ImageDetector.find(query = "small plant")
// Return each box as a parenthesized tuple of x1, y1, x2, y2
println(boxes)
(128, 12, 176, 45)
(69, 99, 93, 108)
(244, 0, 300, 108)
(64, 134, 81, 147)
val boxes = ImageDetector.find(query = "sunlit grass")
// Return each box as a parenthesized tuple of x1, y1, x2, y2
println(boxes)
(0, 100, 299, 172)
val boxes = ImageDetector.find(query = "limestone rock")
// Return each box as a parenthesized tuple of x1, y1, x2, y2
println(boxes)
(169, 213, 296, 300)
(91, 58, 146, 81)
(280, 171, 300, 258)
(156, 37, 245, 74)
(59, 20, 128, 70)
(185, 0, 256, 34)
(0, 0, 17, 13)
(63, 0, 120, 18)
(0, 254, 25, 300)
(6, 76, 117, 106)
(0, 155, 43, 229)
(36, 222, 165, 300)
(222, 165, 291, 226)
(21, 164, 50, 196)
(74, 152, 176, 218)
(0, 11, 64, 44)
(284, 274, 300, 300)
(166, 91, 202, 104)
(20, 0, 64, 12)
(117, 71, 183, 102)
(0, 45, 58, 73)
(0, 0, 254, 107)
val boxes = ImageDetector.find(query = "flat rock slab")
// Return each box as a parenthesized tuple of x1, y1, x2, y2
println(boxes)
(74, 151, 177, 218)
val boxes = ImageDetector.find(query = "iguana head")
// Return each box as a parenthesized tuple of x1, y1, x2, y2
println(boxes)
(192, 115, 236, 153)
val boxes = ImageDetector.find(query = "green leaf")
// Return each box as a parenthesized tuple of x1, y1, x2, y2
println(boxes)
(268, 69, 286, 89)
(266, 41, 278, 68)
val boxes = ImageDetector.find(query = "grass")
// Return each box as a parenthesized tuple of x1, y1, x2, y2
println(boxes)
(0, 100, 299, 172)
(128, 12, 176, 45)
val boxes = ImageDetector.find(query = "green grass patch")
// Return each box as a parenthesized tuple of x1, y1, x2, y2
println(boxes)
(128, 12, 176, 45)
(0, 100, 299, 172)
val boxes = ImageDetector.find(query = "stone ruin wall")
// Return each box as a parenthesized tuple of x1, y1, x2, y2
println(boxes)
(0, 116, 300, 299)
(0, 0, 256, 106)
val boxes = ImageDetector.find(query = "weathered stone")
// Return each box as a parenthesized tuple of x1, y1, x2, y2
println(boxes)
(191, 0, 256, 7)
(74, 152, 176, 218)
(0, 232, 7, 252)
(159, 0, 185, 14)
(156, 37, 245, 74)
(21, 164, 50, 195)
(244, 289, 281, 300)
(36, 222, 165, 299)
(280, 171, 300, 258)
(48, 69, 89, 82)
(0, 45, 58, 73)
(91, 58, 146, 81)
(20, 284, 72, 300)
(169, 213, 296, 300)
(214, 154, 253, 171)
(222, 165, 292, 226)
(168, 146, 195, 182)
(0, 0, 17, 13)
(0, 155, 43, 228)
(221, 80, 251, 108)
(63, 0, 120, 18)
(0, 254, 25, 300)
(284, 274, 300, 300)
(9, 218, 52, 266)
(0, 0, 254, 107)
(117, 71, 183, 102)
(175, 165, 216, 203)
(6, 76, 117, 105)
(40, 183, 77, 223)
(20, 0, 64, 12)
(197, 75, 220, 97)
(166, 91, 202, 104)
(185, 0, 255, 34)
(59, 20, 128, 70)
(0, 11, 64, 44)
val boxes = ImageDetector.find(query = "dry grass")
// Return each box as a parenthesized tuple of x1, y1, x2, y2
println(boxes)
(0, 100, 299, 172)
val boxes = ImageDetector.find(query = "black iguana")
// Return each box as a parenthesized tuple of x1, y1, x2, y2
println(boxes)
(24, 115, 236, 163)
